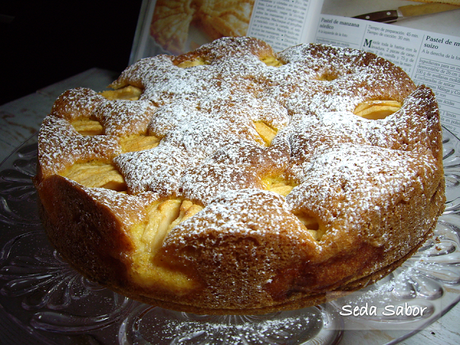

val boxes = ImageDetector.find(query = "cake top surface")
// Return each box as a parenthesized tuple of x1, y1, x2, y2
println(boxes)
(37, 36, 441, 251)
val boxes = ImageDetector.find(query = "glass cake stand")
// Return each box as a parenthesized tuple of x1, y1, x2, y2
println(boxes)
(1, 128, 460, 345)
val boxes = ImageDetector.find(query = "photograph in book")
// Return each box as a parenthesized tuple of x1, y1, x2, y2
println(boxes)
(130, 0, 323, 63)
(132, 0, 255, 59)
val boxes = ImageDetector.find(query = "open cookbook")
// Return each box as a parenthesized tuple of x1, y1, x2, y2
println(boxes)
(130, 0, 460, 135)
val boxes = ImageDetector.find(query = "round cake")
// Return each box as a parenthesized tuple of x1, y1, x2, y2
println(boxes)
(34, 37, 445, 315)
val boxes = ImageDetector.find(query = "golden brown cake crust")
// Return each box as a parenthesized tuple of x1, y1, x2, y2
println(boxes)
(34, 37, 445, 315)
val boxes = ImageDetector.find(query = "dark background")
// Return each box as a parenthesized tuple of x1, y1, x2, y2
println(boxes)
(1, 1, 143, 105)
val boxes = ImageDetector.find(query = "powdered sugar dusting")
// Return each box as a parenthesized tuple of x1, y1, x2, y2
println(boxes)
(93, 99, 157, 136)
(287, 144, 438, 250)
(51, 87, 105, 120)
(37, 36, 443, 260)
(165, 189, 313, 241)
(114, 143, 190, 195)
(37, 115, 121, 177)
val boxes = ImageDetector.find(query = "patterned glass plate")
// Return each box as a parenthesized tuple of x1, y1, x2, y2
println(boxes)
(0, 128, 460, 345)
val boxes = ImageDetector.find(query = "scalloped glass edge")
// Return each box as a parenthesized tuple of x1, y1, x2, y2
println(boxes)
(0, 128, 458, 345)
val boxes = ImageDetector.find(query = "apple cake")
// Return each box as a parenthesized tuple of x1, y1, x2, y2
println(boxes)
(34, 37, 445, 315)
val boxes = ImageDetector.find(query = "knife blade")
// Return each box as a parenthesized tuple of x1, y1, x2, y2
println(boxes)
(353, 3, 460, 23)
